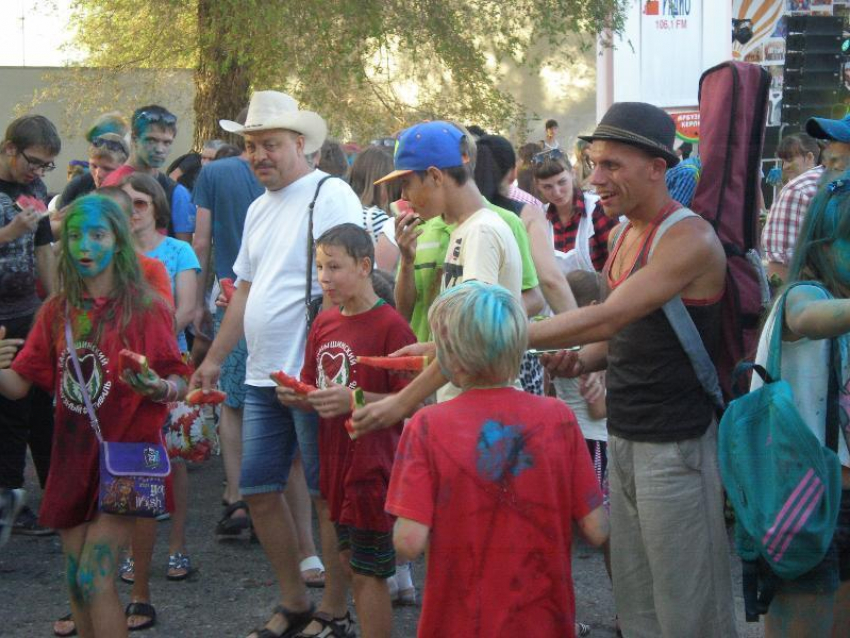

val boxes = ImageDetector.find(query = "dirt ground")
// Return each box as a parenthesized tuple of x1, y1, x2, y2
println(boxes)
(1, 455, 764, 637)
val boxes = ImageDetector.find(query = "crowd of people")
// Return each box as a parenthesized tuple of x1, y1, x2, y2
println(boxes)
(0, 88, 847, 638)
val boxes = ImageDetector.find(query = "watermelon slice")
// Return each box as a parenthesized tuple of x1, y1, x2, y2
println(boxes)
(119, 349, 149, 376)
(269, 370, 317, 396)
(344, 388, 365, 439)
(219, 278, 236, 302)
(185, 388, 226, 406)
(356, 355, 429, 372)
(15, 194, 47, 214)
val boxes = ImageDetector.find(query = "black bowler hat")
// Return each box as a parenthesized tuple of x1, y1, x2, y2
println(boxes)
(579, 102, 679, 168)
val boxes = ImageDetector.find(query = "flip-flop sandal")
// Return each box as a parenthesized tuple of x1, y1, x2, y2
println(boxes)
(125, 601, 156, 632)
(53, 612, 76, 637)
(167, 552, 191, 581)
(299, 555, 325, 588)
(119, 556, 135, 584)
(247, 603, 315, 638)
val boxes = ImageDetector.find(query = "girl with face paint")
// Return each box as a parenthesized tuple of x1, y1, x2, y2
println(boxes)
(751, 180, 850, 637)
(0, 194, 191, 638)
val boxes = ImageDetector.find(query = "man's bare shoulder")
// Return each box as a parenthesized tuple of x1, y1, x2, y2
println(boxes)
(652, 214, 726, 294)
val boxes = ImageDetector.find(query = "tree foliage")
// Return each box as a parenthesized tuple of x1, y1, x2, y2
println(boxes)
(58, 0, 626, 145)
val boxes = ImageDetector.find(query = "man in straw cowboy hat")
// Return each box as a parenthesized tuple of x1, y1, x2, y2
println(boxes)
(192, 91, 362, 638)
(354, 103, 738, 637)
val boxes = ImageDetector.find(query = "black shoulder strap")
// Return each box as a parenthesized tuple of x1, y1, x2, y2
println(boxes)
(826, 340, 840, 453)
(305, 175, 336, 322)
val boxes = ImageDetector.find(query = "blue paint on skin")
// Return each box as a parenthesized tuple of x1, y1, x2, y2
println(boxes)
(65, 554, 84, 605)
(476, 420, 533, 482)
(66, 209, 115, 278)
(135, 122, 173, 169)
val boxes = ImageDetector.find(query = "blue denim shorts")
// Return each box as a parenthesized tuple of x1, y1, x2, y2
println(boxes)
(240, 386, 320, 496)
(213, 307, 249, 409)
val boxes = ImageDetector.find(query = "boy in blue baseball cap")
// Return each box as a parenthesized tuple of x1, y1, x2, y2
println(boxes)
(371, 121, 523, 405)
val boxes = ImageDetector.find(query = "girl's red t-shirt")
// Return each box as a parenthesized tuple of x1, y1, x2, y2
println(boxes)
(12, 296, 191, 529)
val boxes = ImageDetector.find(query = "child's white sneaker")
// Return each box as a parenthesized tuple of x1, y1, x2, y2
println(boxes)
(391, 562, 416, 606)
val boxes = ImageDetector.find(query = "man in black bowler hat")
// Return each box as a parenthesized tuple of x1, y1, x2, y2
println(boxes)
(529, 102, 738, 637)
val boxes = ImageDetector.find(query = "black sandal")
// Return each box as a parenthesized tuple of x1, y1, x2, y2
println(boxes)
(215, 500, 251, 540)
(248, 603, 316, 638)
(294, 611, 355, 638)
(125, 601, 157, 632)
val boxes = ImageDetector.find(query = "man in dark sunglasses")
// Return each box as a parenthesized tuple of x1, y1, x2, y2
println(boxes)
(0, 114, 61, 537)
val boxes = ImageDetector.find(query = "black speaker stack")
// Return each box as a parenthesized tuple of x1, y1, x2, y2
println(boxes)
(781, 15, 845, 127)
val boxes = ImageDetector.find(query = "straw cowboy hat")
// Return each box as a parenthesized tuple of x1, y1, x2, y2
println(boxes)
(220, 91, 327, 155)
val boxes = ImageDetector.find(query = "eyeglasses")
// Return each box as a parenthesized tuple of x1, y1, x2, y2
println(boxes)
(91, 137, 127, 155)
(131, 198, 152, 213)
(371, 137, 396, 148)
(531, 147, 566, 166)
(19, 150, 56, 173)
(134, 110, 177, 127)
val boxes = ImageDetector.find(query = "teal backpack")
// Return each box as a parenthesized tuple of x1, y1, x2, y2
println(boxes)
(717, 282, 843, 620)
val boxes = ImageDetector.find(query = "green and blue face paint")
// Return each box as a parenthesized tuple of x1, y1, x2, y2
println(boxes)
(66, 208, 116, 278)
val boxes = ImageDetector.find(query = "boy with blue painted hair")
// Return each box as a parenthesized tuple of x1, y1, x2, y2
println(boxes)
(386, 281, 609, 637)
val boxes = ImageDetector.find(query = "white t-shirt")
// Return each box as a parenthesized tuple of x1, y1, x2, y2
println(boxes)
(437, 207, 523, 402)
(441, 208, 522, 299)
(232, 170, 362, 385)
(752, 294, 850, 469)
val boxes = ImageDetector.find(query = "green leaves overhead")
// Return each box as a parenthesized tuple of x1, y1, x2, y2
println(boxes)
(66, 0, 626, 143)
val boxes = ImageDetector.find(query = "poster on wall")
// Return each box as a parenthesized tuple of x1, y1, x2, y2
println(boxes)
(640, 1, 704, 107)
(733, 0, 847, 125)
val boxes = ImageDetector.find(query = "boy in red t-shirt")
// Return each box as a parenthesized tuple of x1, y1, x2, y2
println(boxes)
(277, 223, 416, 638)
(386, 281, 610, 638)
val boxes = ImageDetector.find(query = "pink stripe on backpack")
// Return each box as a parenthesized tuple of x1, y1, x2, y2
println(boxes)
(762, 469, 816, 548)
(771, 482, 826, 564)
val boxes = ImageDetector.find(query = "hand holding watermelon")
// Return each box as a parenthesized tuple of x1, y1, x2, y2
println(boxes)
(356, 342, 435, 378)
(219, 278, 236, 304)
(185, 388, 226, 406)
(4, 196, 44, 240)
(271, 370, 317, 408)
(119, 349, 168, 399)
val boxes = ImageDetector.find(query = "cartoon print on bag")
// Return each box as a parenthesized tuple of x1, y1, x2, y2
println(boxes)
(101, 477, 136, 513)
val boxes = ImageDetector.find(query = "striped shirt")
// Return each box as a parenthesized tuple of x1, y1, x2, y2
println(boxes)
(762, 166, 824, 265)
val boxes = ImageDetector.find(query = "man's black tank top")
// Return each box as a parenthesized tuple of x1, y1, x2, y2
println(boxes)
(605, 207, 721, 443)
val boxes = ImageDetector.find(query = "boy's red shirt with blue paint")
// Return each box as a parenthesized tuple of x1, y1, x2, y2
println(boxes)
(386, 387, 602, 637)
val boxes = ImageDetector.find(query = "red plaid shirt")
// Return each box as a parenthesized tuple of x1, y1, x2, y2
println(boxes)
(546, 189, 618, 271)
(762, 166, 824, 265)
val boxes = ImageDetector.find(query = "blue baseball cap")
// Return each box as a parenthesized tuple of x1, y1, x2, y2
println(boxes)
(374, 121, 466, 184)
(806, 114, 850, 143)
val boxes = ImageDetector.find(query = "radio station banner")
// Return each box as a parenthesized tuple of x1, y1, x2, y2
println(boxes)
(640, 1, 704, 107)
